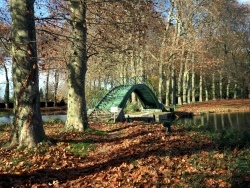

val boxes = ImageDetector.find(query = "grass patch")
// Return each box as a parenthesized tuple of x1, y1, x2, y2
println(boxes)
(85, 128, 108, 135)
(10, 156, 23, 166)
(69, 142, 95, 156)
(0, 111, 13, 116)
(211, 130, 250, 149)
(43, 118, 64, 125)
(124, 102, 141, 113)
(0, 123, 11, 131)
(232, 150, 250, 187)
(32, 142, 50, 154)
(176, 123, 250, 149)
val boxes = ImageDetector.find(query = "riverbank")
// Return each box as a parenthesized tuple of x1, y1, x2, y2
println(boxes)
(1, 99, 249, 116)
(176, 99, 250, 115)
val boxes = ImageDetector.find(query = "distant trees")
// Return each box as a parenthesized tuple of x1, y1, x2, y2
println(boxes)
(0, 17, 11, 108)
(0, 50, 10, 108)
(151, 0, 250, 105)
(36, 23, 69, 107)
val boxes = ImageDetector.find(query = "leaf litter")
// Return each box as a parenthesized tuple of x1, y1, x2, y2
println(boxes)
(0, 120, 249, 187)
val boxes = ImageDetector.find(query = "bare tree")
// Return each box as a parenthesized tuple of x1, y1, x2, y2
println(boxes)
(9, 0, 46, 148)
(65, 0, 88, 131)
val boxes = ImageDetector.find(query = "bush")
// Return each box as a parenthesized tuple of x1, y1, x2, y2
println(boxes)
(211, 129, 250, 149)
(124, 102, 141, 113)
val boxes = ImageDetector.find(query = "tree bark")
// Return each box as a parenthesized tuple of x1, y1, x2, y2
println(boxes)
(10, 0, 45, 148)
(130, 51, 137, 103)
(212, 73, 216, 100)
(219, 71, 223, 99)
(45, 69, 49, 107)
(182, 58, 188, 104)
(53, 71, 59, 107)
(171, 66, 176, 106)
(248, 83, 250, 98)
(65, 0, 88, 131)
(191, 59, 195, 103)
(234, 83, 237, 99)
(165, 77, 170, 106)
(177, 60, 183, 105)
(3, 63, 9, 108)
(199, 72, 203, 102)
(204, 79, 209, 101)
(186, 71, 191, 104)
(226, 78, 231, 99)
(158, 34, 166, 103)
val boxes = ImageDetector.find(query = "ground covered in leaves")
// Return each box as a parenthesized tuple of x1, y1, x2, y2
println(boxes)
(0, 120, 250, 187)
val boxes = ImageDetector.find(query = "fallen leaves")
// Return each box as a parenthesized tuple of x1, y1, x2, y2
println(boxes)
(0, 122, 249, 187)
(177, 98, 250, 115)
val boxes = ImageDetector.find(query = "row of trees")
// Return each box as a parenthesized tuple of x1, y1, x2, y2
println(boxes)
(0, 0, 89, 148)
(0, 0, 249, 147)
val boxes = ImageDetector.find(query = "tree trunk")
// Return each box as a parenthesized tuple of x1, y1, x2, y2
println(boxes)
(212, 73, 216, 100)
(65, 0, 88, 131)
(45, 69, 49, 107)
(158, 34, 166, 103)
(130, 51, 137, 103)
(219, 72, 223, 99)
(234, 83, 237, 99)
(165, 77, 170, 106)
(191, 60, 195, 103)
(177, 61, 183, 105)
(3, 64, 9, 109)
(158, 60, 163, 102)
(226, 78, 231, 99)
(186, 71, 191, 104)
(10, 0, 45, 148)
(182, 58, 188, 104)
(204, 79, 209, 101)
(53, 71, 59, 107)
(199, 72, 203, 102)
(248, 83, 250, 98)
(171, 66, 176, 106)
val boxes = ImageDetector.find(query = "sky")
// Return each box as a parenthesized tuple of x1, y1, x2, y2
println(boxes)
(238, 0, 250, 4)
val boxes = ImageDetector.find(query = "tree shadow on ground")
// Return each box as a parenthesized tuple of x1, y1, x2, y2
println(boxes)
(0, 122, 245, 187)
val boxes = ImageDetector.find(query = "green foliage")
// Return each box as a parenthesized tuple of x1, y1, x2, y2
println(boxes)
(10, 157, 22, 166)
(86, 88, 108, 109)
(39, 88, 44, 100)
(131, 160, 139, 167)
(3, 79, 10, 103)
(231, 150, 250, 187)
(85, 128, 108, 135)
(124, 102, 141, 113)
(176, 123, 250, 149)
(0, 123, 11, 131)
(69, 142, 95, 156)
(211, 130, 250, 149)
(0, 111, 12, 116)
(43, 118, 64, 125)
(29, 142, 50, 155)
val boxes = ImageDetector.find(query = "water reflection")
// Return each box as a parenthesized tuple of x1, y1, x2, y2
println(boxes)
(0, 114, 66, 124)
(42, 115, 66, 122)
(174, 112, 250, 133)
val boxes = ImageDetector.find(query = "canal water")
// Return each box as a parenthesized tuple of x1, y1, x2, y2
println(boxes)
(0, 114, 66, 124)
(0, 112, 250, 133)
(174, 112, 250, 133)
